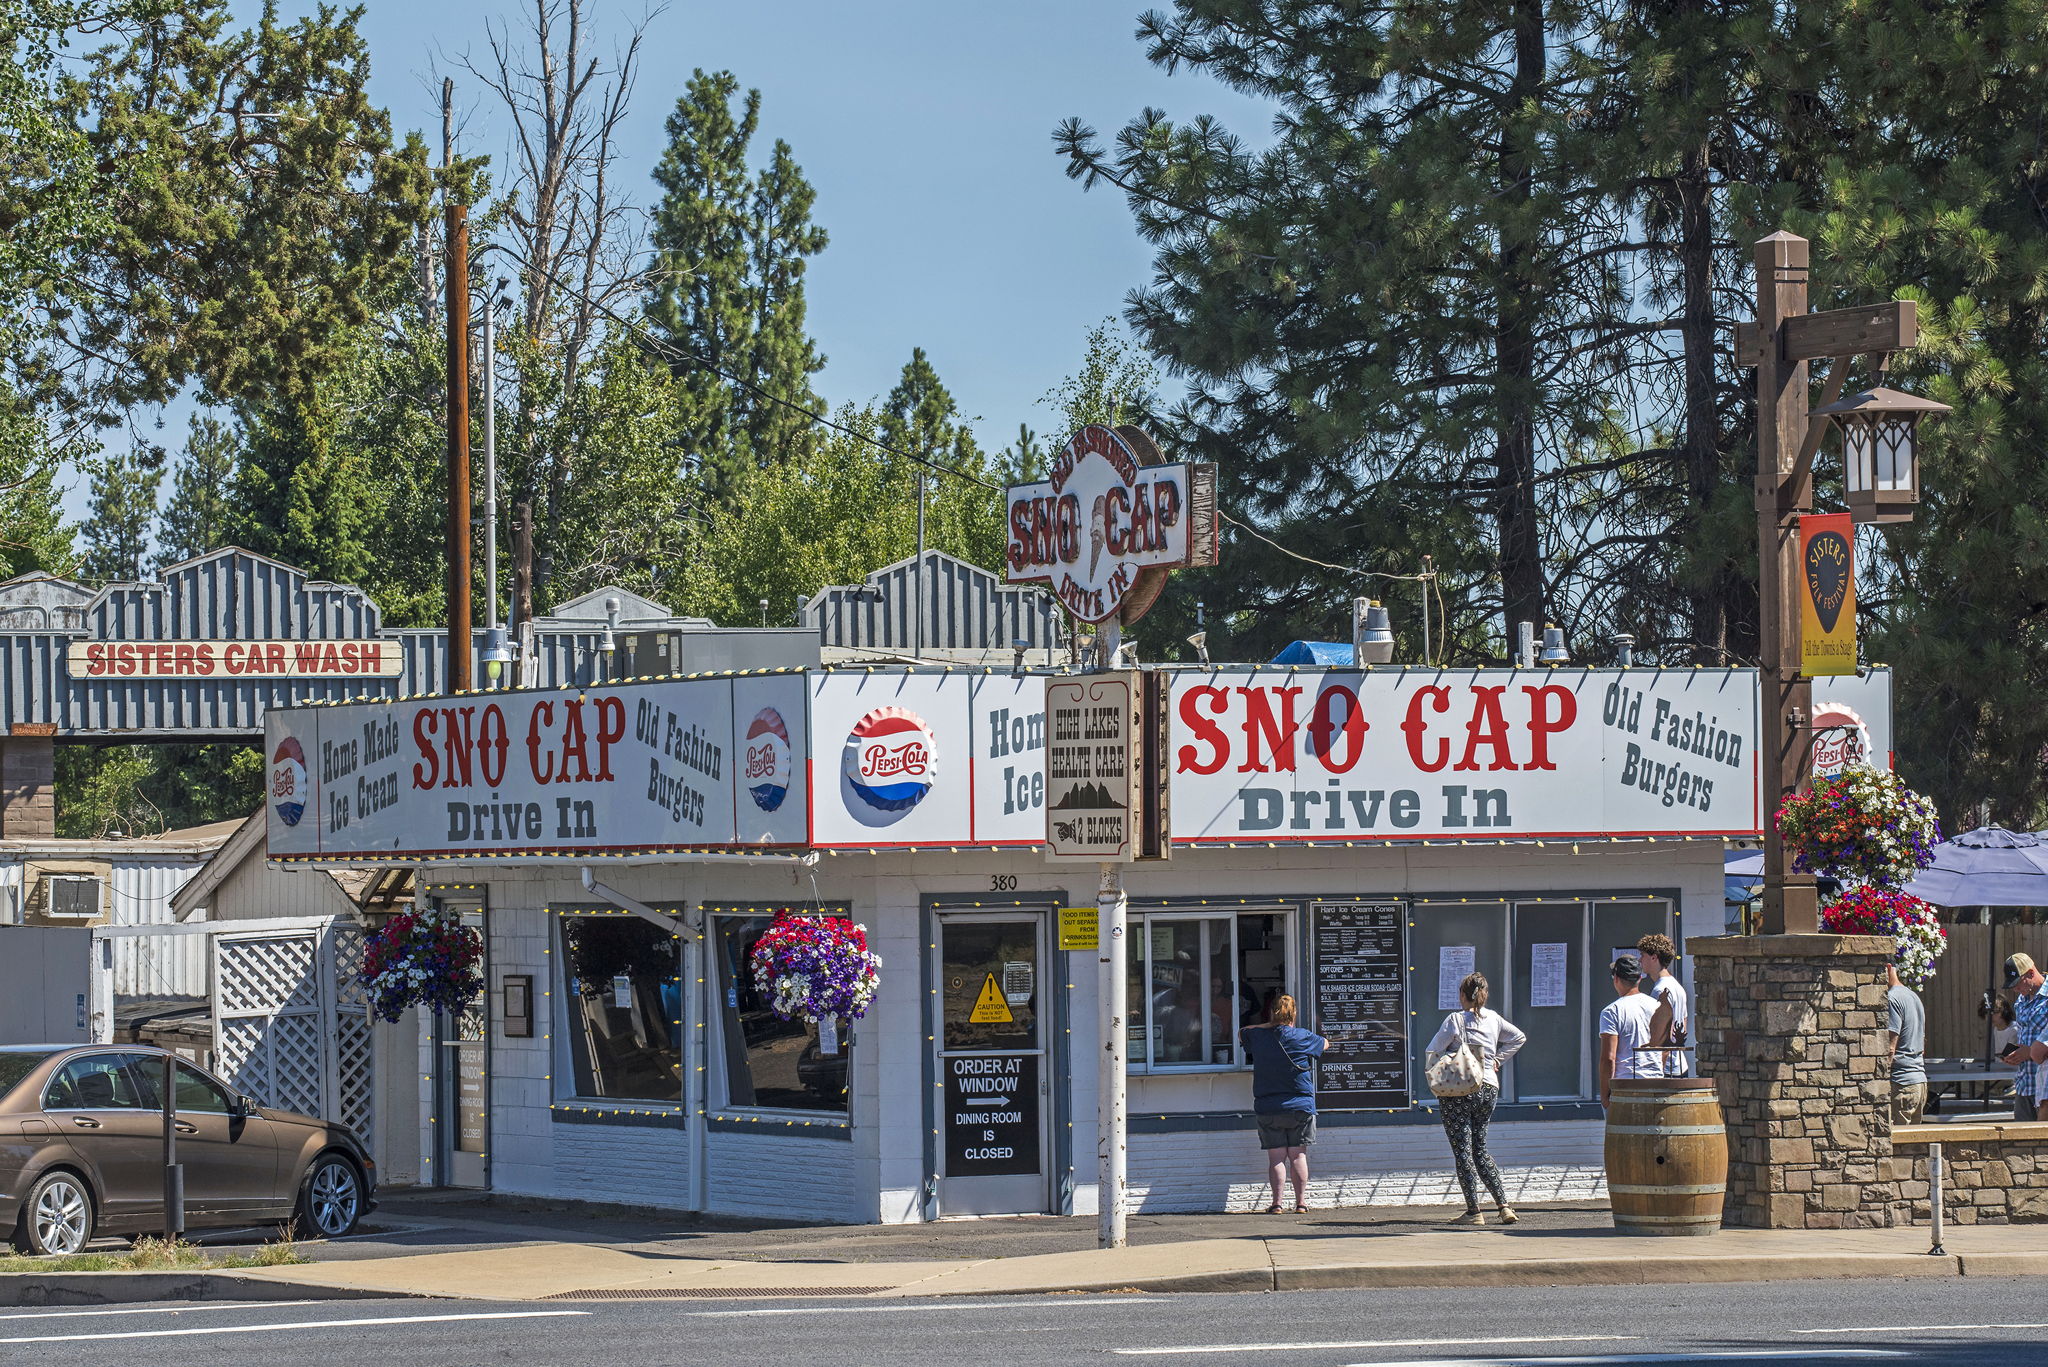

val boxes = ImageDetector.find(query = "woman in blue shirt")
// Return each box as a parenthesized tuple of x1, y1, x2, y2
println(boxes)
(1239, 995, 1327, 1213)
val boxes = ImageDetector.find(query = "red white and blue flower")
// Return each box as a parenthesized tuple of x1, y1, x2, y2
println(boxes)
(749, 912, 882, 1023)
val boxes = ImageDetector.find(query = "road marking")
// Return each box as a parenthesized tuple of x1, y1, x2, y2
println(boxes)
(0, 1309, 587, 1344)
(0, 1301, 324, 1321)
(692, 1297, 1153, 1317)
(1116, 1335, 1635, 1355)
(1796, 1322, 2048, 1335)
(1342, 1353, 1906, 1367)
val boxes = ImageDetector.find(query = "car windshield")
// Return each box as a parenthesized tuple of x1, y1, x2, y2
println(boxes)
(0, 1051, 56, 1101)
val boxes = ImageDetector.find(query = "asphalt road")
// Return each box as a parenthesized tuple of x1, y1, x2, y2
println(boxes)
(17, 1277, 2048, 1367)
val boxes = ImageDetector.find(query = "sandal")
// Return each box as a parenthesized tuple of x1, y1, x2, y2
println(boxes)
(1263, 1201, 1283, 1214)
(1292, 1202, 1309, 1214)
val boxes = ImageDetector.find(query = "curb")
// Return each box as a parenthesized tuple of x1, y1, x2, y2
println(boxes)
(929, 1251, 2001, 1297)
(0, 1270, 419, 1308)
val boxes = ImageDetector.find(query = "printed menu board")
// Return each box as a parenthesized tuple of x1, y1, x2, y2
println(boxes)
(1310, 902, 1410, 1109)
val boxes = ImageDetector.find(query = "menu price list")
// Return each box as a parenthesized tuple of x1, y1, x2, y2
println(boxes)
(1311, 902, 1410, 1109)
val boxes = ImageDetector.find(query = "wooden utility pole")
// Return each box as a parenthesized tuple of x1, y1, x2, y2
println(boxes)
(1742, 231, 1919, 934)
(445, 201, 473, 692)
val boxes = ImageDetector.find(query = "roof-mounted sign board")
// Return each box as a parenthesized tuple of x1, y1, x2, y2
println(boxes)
(68, 640, 403, 679)
(1004, 424, 1218, 625)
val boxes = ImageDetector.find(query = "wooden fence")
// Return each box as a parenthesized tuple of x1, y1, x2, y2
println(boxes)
(1923, 922, 2048, 1060)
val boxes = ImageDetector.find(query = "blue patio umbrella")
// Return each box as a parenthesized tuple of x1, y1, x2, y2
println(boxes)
(1900, 826, 2048, 908)
(1724, 849, 1763, 906)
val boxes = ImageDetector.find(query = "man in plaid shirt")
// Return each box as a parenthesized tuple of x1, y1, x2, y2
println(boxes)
(2006, 954, 2048, 1122)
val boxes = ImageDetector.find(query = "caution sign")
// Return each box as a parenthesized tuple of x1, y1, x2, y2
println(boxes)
(944, 1053, 1039, 1176)
(969, 972, 1013, 1024)
(1058, 905, 1098, 951)
(1799, 512, 1857, 676)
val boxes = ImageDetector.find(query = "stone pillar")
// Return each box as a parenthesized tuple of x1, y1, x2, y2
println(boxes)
(0, 730, 56, 840)
(1689, 934, 1898, 1229)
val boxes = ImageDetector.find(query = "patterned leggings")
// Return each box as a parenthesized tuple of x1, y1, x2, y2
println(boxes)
(1439, 1083, 1506, 1210)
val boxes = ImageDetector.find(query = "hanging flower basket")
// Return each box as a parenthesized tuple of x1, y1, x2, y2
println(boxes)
(1820, 885, 1949, 986)
(749, 912, 881, 1023)
(1775, 767, 1942, 888)
(359, 905, 484, 1023)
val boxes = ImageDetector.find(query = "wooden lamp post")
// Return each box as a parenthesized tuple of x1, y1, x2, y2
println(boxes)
(1740, 231, 1947, 934)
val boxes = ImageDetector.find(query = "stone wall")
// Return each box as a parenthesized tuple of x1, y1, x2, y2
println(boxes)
(1891, 1125, 2048, 1226)
(1690, 934, 1898, 1229)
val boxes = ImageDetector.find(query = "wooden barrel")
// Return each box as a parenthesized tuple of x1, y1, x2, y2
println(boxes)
(1604, 1077, 1728, 1236)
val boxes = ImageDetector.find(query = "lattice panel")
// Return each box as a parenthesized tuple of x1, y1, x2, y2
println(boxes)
(216, 1018, 270, 1098)
(334, 1013, 373, 1136)
(331, 926, 367, 1008)
(266, 1013, 324, 1117)
(216, 936, 320, 1014)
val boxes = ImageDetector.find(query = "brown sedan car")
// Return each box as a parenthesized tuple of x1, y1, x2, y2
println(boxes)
(0, 1044, 375, 1256)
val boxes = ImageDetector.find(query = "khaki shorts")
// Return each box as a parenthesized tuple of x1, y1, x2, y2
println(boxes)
(1891, 1082, 1927, 1125)
(1256, 1112, 1316, 1149)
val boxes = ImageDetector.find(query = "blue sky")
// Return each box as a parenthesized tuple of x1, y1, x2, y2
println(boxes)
(64, 2, 1276, 523)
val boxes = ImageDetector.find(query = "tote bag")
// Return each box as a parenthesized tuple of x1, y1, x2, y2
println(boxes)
(1426, 1011, 1488, 1099)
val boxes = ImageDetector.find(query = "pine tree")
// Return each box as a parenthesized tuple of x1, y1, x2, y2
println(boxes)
(157, 413, 239, 566)
(646, 70, 827, 497)
(77, 448, 164, 582)
(1056, 1, 1622, 658)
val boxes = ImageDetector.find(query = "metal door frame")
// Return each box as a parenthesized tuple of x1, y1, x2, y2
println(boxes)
(429, 894, 489, 1190)
(929, 904, 1058, 1218)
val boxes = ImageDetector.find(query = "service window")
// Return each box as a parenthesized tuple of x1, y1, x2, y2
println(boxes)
(712, 912, 850, 1114)
(1124, 910, 1290, 1072)
(1509, 901, 1588, 1100)
(1405, 902, 1510, 1100)
(557, 915, 683, 1103)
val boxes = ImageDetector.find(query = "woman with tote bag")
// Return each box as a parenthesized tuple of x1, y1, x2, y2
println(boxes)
(1424, 971, 1527, 1226)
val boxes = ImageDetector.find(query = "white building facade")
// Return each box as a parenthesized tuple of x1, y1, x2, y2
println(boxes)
(263, 664, 1890, 1221)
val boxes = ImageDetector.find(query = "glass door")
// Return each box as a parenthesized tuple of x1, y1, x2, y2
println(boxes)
(935, 911, 1049, 1216)
(433, 905, 488, 1189)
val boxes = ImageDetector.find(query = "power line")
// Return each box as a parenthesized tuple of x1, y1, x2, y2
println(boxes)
(1221, 511, 1435, 583)
(502, 248, 1002, 492)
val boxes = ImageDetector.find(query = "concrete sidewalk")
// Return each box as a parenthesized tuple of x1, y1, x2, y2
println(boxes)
(230, 1214, 2048, 1301)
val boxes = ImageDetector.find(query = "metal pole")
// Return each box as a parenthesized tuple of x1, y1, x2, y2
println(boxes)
(483, 294, 498, 633)
(1755, 231, 1817, 933)
(160, 1053, 183, 1241)
(914, 475, 926, 659)
(1420, 557, 1433, 668)
(1095, 614, 1127, 1249)
(445, 199, 474, 693)
(1098, 858, 1128, 1250)
(1928, 1141, 1946, 1255)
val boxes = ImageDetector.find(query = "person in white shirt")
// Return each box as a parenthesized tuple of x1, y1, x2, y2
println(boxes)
(1599, 955, 1665, 1107)
(1424, 972, 1528, 1226)
(1636, 933, 1689, 1077)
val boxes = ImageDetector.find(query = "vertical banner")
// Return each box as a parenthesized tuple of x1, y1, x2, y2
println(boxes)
(1043, 673, 1138, 860)
(1799, 513, 1857, 676)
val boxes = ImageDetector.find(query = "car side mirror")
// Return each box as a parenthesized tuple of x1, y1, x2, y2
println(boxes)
(236, 1094, 260, 1117)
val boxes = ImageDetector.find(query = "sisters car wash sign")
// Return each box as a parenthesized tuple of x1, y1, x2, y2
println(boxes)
(1004, 424, 1217, 624)
(68, 638, 402, 678)
(1168, 668, 1758, 842)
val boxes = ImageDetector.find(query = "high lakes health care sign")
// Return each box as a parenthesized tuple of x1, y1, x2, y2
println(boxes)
(1167, 668, 1759, 843)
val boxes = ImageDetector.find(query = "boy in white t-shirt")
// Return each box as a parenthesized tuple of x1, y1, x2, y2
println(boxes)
(1599, 955, 1666, 1107)
(1637, 933, 1689, 1077)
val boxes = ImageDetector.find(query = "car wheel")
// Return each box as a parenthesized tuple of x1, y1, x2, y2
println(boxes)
(14, 1172, 94, 1256)
(293, 1154, 363, 1239)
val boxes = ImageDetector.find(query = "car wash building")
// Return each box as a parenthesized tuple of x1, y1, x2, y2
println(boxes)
(259, 657, 1893, 1221)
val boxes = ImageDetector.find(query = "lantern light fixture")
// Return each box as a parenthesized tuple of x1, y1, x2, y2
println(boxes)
(1352, 598, 1395, 665)
(1811, 386, 1950, 526)
(1538, 623, 1570, 665)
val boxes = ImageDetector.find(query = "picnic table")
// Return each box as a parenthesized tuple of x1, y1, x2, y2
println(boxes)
(1923, 1055, 2016, 1111)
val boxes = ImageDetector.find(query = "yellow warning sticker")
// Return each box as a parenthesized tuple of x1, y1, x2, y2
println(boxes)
(969, 972, 1014, 1024)
(1058, 906, 1098, 951)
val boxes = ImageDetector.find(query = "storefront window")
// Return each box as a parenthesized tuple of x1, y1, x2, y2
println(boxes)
(557, 915, 682, 1103)
(1126, 911, 1289, 1071)
(713, 913, 851, 1114)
